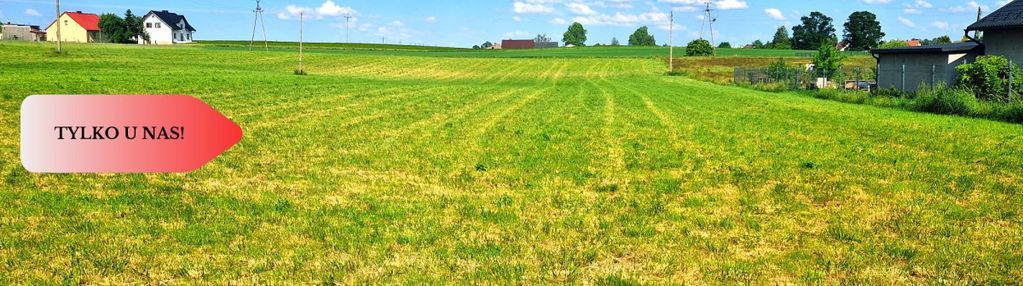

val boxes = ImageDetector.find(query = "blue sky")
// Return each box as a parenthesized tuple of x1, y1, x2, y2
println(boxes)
(0, 0, 1014, 47)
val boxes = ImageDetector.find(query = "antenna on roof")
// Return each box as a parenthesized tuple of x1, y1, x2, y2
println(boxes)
(249, 0, 268, 51)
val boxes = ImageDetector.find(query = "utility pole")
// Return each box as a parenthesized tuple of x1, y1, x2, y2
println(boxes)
(669, 10, 674, 73)
(975, 7, 983, 39)
(344, 13, 353, 43)
(298, 12, 304, 74)
(250, 0, 268, 51)
(55, 0, 61, 53)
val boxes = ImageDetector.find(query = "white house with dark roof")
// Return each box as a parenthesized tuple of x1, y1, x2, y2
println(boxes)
(140, 10, 196, 45)
(871, 0, 1023, 92)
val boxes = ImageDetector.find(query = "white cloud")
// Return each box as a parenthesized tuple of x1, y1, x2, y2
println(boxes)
(505, 29, 530, 38)
(861, 0, 894, 4)
(390, 20, 404, 27)
(898, 16, 916, 27)
(24, 8, 42, 17)
(915, 0, 933, 8)
(514, 2, 554, 14)
(278, 1, 356, 20)
(944, 1, 989, 13)
(550, 18, 567, 25)
(930, 21, 949, 30)
(904, 8, 922, 14)
(513, 16, 522, 22)
(715, 0, 748, 10)
(764, 8, 785, 20)
(425, 16, 436, 22)
(567, 3, 598, 15)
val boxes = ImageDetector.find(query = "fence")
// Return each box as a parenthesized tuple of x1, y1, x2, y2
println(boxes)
(733, 66, 873, 91)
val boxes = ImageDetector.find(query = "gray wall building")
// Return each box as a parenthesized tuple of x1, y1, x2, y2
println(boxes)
(872, 0, 1022, 92)
(1, 24, 43, 41)
(872, 44, 981, 92)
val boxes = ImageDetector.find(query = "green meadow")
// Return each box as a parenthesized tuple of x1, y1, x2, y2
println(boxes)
(0, 41, 1021, 284)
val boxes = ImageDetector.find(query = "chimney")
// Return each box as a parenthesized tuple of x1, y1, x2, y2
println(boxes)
(76, 11, 82, 13)
(162, 10, 169, 13)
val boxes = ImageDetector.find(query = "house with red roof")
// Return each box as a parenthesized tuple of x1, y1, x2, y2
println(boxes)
(45, 11, 101, 43)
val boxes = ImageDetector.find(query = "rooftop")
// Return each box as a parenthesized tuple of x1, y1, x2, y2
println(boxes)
(967, 0, 1023, 31)
(870, 42, 982, 55)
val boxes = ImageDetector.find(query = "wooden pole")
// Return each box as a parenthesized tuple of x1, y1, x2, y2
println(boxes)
(55, 0, 61, 53)
(299, 12, 304, 74)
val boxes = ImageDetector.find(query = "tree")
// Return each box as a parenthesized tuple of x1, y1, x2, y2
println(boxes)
(124, 10, 146, 42)
(752, 40, 765, 49)
(482, 41, 493, 49)
(792, 12, 836, 50)
(842, 11, 884, 51)
(717, 42, 732, 49)
(98, 13, 128, 43)
(472, 45, 481, 49)
(921, 36, 952, 46)
(611, 37, 621, 46)
(685, 39, 713, 56)
(628, 26, 656, 46)
(771, 26, 791, 49)
(879, 39, 909, 48)
(534, 33, 551, 43)
(813, 39, 847, 79)
(562, 22, 587, 46)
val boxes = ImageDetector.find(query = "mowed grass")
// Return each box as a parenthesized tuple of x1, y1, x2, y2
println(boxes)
(196, 40, 853, 58)
(1, 41, 1022, 284)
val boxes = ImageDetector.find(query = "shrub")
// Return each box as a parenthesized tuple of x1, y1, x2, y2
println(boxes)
(879, 40, 909, 49)
(913, 86, 979, 116)
(686, 39, 713, 56)
(813, 40, 846, 79)
(955, 55, 1022, 102)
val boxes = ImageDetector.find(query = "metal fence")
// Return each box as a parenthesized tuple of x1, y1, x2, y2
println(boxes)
(733, 66, 874, 91)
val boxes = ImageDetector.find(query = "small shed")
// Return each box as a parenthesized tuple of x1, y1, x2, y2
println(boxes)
(501, 39, 534, 49)
(871, 42, 982, 92)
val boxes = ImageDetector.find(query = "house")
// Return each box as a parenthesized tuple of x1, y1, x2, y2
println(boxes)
(1, 22, 45, 41)
(502, 39, 534, 49)
(906, 39, 922, 47)
(871, 0, 1023, 92)
(45, 11, 100, 43)
(140, 10, 196, 45)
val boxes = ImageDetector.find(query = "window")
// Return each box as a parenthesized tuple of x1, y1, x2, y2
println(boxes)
(187, 34, 191, 41)
(64, 20, 68, 26)
(155, 23, 161, 28)
(146, 23, 152, 28)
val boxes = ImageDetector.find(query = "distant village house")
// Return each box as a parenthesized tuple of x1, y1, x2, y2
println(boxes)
(1, 22, 46, 41)
(45, 11, 100, 43)
(140, 10, 196, 45)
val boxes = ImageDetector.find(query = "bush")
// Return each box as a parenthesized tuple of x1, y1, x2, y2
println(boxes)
(913, 86, 979, 116)
(955, 55, 1022, 102)
(686, 39, 713, 56)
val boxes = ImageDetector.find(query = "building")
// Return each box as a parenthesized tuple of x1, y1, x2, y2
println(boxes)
(871, 43, 982, 92)
(535, 41, 559, 49)
(871, 0, 1023, 92)
(966, 0, 1023, 65)
(45, 11, 100, 43)
(140, 10, 196, 45)
(1, 23, 45, 41)
(502, 39, 534, 49)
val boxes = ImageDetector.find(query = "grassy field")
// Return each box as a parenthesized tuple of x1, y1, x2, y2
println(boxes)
(1, 41, 1022, 284)
(196, 40, 867, 58)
